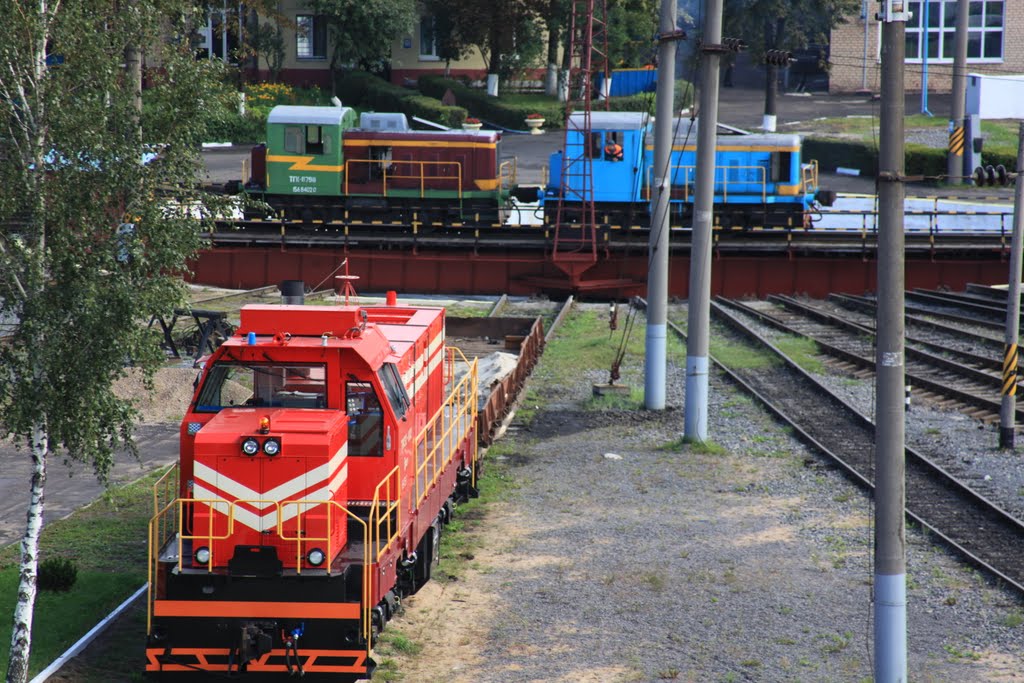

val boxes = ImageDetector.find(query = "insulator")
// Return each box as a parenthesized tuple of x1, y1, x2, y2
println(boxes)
(973, 166, 986, 186)
(996, 164, 1008, 186)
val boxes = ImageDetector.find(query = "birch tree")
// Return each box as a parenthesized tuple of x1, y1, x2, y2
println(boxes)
(0, 2, 222, 680)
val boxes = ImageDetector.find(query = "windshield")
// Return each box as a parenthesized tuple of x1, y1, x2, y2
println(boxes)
(195, 363, 328, 412)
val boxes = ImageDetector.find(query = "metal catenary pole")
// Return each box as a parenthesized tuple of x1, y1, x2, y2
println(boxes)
(644, 0, 678, 410)
(947, 0, 969, 184)
(999, 123, 1024, 449)
(683, 0, 723, 441)
(875, 2, 908, 680)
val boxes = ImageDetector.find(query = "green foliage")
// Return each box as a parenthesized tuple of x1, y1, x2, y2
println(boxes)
(805, 135, 1017, 178)
(419, 75, 689, 129)
(36, 558, 78, 593)
(1002, 609, 1024, 628)
(338, 72, 468, 128)
(0, 2, 224, 480)
(0, 4, 227, 677)
(608, 0, 659, 68)
(722, 0, 861, 55)
(309, 0, 417, 72)
(709, 338, 776, 370)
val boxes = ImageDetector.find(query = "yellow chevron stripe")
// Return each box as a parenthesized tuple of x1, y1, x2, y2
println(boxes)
(267, 155, 343, 172)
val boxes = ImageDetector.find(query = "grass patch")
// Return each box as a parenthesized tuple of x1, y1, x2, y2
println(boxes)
(783, 114, 1019, 150)
(435, 458, 517, 584)
(773, 335, 825, 374)
(709, 338, 777, 370)
(583, 386, 644, 410)
(1002, 609, 1024, 629)
(0, 571, 143, 676)
(660, 437, 728, 455)
(0, 468, 165, 677)
(375, 630, 423, 656)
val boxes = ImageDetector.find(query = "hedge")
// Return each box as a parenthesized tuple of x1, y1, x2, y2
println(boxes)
(418, 75, 691, 130)
(804, 136, 1017, 180)
(335, 71, 468, 128)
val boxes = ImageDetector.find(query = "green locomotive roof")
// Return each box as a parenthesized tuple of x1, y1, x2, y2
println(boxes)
(267, 105, 354, 126)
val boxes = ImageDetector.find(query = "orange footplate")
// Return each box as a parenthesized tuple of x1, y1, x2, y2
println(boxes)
(145, 647, 369, 674)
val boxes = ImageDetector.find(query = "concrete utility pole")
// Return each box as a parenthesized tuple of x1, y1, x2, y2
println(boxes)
(683, 0, 723, 441)
(644, 0, 678, 410)
(1000, 123, 1024, 449)
(875, 2, 909, 681)
(947, 0, 969, 184)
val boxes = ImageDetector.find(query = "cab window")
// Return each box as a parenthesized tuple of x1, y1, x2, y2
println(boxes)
(195, 363, 327, 411)
(306, 125, 324, 155)
(346, 381, 383, 457)
(379, 363, 410, 419)
(284, 126, 302, 153)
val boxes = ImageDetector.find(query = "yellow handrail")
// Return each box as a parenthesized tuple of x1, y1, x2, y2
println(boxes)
(413, 348, 478, 504)
(801, 160, 819, 194)
(278, 500, 372, 647)
(367, 466, 402, 559)
(500, 159, 517, 189)
(148, 495, 374, 652)
(645, 164, 768, 203)
(343, 159, 464, 202)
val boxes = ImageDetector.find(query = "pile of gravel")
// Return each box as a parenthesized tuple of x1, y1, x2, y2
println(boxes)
(394, 302, 1024, 682)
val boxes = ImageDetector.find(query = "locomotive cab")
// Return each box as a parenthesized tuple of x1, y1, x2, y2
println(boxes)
(148, 298, 477, 680)
(544, 111, 647, 220)
(180, 304, 415, 574)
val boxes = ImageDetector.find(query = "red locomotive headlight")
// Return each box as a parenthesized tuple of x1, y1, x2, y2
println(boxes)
(263, 438, 281, 456)
(241, 437, 260, 456)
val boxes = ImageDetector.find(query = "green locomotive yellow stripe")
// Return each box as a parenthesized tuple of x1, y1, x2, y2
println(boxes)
(267, 154, 343, 172)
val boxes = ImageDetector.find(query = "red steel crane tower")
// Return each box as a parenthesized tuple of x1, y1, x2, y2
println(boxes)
(551, 0, 610, 287)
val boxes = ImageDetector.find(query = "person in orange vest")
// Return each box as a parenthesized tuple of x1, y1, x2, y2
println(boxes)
(604, 134, 623, 161)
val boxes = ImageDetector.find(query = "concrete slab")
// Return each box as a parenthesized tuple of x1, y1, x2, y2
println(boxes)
(0, 423, 179, 548)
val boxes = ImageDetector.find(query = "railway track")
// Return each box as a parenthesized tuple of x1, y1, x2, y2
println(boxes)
(718, 294, 1019, 425)
(658, 299, 1024, 596)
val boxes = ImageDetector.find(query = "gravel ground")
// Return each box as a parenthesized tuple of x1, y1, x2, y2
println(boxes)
(380, 302, 1024, 683)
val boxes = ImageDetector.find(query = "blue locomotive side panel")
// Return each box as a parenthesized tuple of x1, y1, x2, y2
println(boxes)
(545, 113, 824, 229)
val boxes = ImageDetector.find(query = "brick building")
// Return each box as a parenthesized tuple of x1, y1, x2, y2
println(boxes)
(829, 1, 1023, 93)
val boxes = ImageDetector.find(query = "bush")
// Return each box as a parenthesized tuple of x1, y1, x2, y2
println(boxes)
(38, 557, 78, 593)
(418, 75, 692, 129)
(337, 71, 467, 128)
(805, 136, 1018, 179)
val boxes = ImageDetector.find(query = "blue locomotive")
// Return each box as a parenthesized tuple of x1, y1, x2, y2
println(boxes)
(543, 112, 833, 229)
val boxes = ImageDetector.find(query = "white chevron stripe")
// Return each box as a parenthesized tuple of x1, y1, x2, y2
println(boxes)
(194, 462, 350, 533)
(194, 443, 348, 511)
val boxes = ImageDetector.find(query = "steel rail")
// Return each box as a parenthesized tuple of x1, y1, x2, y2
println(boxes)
(719, 297, 1024, 423)
(640, 296, 1024, 596)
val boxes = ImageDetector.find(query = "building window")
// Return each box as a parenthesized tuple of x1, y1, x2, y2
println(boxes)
(904, 1, 1003, 62)
(296, 15, 326, 60)
(419, 16, 438, 60)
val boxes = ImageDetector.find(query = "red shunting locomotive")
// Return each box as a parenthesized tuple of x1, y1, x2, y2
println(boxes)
(146, 297, 479, 680)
